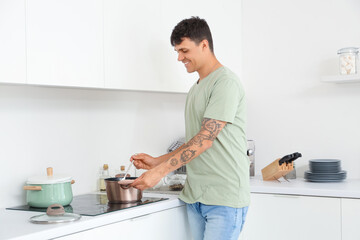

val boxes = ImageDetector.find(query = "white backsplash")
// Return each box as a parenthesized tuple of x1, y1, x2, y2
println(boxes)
(242, 0, 360, 178)
(0, 85, 186, 208)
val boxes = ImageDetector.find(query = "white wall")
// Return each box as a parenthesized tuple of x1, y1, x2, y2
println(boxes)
(0, 85, 186, 208)
(2, 0, 360, 209)
(242, 0, 360, 177)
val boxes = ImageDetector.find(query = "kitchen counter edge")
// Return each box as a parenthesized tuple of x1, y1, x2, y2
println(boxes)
(1, 193, 182, 240)
(146, 177, 360, 199)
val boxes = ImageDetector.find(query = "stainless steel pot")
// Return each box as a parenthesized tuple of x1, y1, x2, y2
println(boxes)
(105, 177, 142, 203)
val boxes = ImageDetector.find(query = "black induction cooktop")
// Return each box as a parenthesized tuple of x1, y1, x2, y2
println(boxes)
(6, 194, 168, 216)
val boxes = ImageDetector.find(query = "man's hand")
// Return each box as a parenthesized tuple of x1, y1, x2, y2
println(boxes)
(130, 168, 164, 190)
(130, 153, 161, 170)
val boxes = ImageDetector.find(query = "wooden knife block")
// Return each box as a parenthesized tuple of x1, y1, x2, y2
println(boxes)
(261, 158, 294, 181)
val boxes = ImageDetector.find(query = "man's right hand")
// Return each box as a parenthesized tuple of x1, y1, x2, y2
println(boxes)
(130, 153, 160, 170)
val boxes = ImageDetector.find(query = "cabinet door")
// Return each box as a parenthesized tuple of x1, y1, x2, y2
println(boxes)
(342, 198, 360, 240)
(0, 0, 26, 84)
(56, 206, 191, 240)
(103, 0, 165, 92)
(239, 193, 341, 240)
(26, 0, 103, 88)
(104, 0, 241, 93)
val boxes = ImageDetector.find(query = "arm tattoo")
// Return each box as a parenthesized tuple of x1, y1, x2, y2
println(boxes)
(185, 118, 226, 148)
(165, 118, 225, 169)
(170, 158, 178, 166)
(201, 118, 222, 140)
(180, 149, 196, 163)
(185, 134, 209, 147)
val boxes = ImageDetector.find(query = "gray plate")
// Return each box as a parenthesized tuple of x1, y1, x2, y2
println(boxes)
(305, 178, 346, 182)
(309, 159, 341, 163)
(305, 170, 346, 182)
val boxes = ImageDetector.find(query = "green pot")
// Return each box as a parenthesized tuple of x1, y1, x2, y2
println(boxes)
(24, 172, 74, 208)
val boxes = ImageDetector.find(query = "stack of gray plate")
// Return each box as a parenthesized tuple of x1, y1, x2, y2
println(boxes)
(305, 159, 346, 182)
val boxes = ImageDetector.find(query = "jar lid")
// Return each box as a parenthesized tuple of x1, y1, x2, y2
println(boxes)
(26, 175, 72, 184)
(337, 47, 359, 54)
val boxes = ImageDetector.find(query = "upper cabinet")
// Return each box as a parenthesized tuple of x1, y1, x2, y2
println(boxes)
(1, 0, 242, 93)
(26, 0, 104, 88)
(103, 0, 194, 93)
(0, 0, 26, 84)
(103, 0, 242, 93)
(104, 0, 159, 91)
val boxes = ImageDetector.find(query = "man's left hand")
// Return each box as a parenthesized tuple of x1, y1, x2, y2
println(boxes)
(130, 168, 164, 190)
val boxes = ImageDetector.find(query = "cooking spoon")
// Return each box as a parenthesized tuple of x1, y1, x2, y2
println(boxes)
(120, 160, 134, 181)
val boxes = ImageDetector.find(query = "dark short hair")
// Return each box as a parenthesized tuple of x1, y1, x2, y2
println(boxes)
(170, 16, 214, 52)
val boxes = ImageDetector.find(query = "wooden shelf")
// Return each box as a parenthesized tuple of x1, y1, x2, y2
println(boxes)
(321, 74, 360, 83)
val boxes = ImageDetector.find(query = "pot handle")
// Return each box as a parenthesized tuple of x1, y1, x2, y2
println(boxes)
(71, 180, 75, 184)
(46, 204, 65, 216)
(23, 186, 42, 191)
(117, 181, 131, 189)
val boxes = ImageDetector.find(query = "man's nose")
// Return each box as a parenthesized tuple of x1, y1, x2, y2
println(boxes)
(177, 52, 184, 61)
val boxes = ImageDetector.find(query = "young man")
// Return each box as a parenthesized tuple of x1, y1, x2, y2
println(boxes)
(130, 16, 250, 240)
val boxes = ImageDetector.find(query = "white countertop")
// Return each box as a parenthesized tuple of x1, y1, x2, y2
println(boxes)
(3, 177, 360, 240)
(0, 193, 183, 240)
(249, 176, 360, 198)
(146, 177, 360, 199)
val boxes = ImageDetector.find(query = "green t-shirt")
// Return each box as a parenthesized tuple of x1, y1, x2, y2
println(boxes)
(179, 66, 250, 208)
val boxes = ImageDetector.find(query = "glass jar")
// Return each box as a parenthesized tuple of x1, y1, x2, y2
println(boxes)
(337, 47, 359, 75)
(99, 164, 109, 192)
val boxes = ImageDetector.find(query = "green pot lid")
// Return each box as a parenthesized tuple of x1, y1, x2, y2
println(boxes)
(26, 175, 72, 184)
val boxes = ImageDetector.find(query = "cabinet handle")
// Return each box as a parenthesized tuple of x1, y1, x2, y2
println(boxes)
(130, 213, 151, 222)
(272, 194, 300, 198)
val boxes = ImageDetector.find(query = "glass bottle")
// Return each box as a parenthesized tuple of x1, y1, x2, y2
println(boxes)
(99, 164, 109, 192)
(115, 165, 131, 178)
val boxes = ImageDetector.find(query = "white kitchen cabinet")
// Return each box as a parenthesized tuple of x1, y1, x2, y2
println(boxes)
(3, 0, 241, 92)
(239, 193, 342, 240)
(0, 0, 26, 84)
(26, 0, 104, 88)
(103, 0, 194, 93)
(104, 0, 241, 93)
(56, 206, 191, 240)
(103, 0, 164, 92)
(341, 198, 360, 240)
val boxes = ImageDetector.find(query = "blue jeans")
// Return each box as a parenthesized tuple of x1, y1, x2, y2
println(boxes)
(185, 202, 248, 240)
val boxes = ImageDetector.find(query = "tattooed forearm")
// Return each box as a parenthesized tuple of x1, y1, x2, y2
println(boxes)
(163, 118, 226, 172)
(184, 134, 209, 147)
(166, 149, 196, 170)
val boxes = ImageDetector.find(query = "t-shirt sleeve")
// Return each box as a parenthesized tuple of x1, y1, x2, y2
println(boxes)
(203, 78, 242, 123)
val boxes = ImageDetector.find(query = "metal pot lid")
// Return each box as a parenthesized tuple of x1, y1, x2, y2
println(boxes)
(30, 204, 81, 224)
(26, 175, 72, 184)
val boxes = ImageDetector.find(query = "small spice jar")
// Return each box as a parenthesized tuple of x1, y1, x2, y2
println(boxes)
(337, 47, 359, 75)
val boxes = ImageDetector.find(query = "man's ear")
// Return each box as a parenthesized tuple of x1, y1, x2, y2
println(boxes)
(201, 39, 209, 51)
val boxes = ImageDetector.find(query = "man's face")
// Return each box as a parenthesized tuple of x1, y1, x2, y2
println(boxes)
(174, 38, 205, 73)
